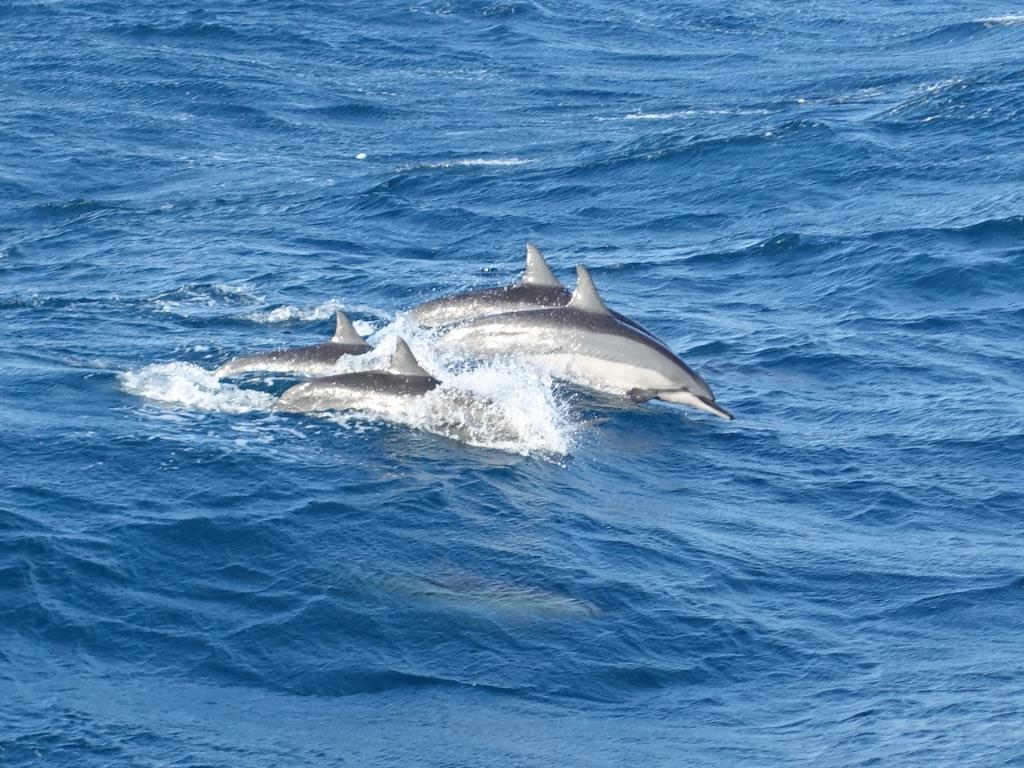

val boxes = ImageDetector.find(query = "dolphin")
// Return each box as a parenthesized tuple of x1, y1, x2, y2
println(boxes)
(275, 338, 440, 413)
(409, 243, 569, 327)
(440, 265, 733, 420)
(215, 310, 371, 378)
(275, 341, 534, 447)
(409, 243, 659, 338)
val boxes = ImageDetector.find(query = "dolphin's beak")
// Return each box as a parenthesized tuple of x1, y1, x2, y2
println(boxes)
(656, 389, 734, 420)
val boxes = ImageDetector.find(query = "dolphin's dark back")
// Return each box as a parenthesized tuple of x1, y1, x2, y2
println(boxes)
(259, 341, 370, 364)
(410, 283, 570, 325)
(307, 370, 440, 396)
(412, 283, 662, 339)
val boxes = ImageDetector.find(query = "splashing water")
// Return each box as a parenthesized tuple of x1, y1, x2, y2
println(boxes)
(240, 299, 389, 327)
(119, 310, 577, 457)
(119, 362, 277, 413)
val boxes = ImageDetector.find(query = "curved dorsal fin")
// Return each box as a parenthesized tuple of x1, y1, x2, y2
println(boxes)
(332, 310, 369, 346)
(567, 265, 611, 315)
(388, 338, 431, 377)
(521, 243, 562, 288)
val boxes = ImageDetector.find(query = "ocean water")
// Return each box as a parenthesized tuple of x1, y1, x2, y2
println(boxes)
(2, 1, 1023, 765)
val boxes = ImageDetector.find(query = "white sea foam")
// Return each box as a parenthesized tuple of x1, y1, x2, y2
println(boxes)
(120, 362, 276, 413)
(400, 157, 534, 171)
(604, 108, 769, 121)
(322, 321, 576, 456)
(624, 109, 704, 120)
(241, 298, 347, 323)
(427, 362, 573, 455)
(319, 381, 572, 456)
(210, 282, 260, 298)
(120, 316, 576, 458)
(241, 299, 386, 333)
(153, 282, 264, 317)
(922, 77, 967, 94)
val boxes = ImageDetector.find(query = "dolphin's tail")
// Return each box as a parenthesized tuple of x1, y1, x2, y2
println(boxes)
(647, 389, 734, 420)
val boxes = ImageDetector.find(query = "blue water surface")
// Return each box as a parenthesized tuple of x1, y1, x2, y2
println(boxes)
(2, 1, 1023, 765)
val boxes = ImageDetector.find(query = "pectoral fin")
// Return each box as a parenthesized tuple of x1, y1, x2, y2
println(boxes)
(627, 388, 657, 403)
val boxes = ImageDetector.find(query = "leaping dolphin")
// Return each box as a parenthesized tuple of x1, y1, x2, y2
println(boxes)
(275, 338, 439, 413)
(440, 265, 733, 420)
(409, 243, 569, 327)
(215, 310, 371, 378)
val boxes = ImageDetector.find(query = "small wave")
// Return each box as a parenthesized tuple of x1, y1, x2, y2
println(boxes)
(863, 214, 1024, 245)
(242, 299, 347, 324)
(626, 110, 700, 120)
(240, 299, 387, 329)
(119, 362, 276, 413)
(106, 21, 241, 41)
(397, 157, 534, 171)
(887, 575, 1024, 620)
(618, 108, 769, 121)
(954, 214, 1024, 239)
(378, 569, 599, 618)
(567, 120, 827, 177)
(152, 282, 264, 317)
(979, 14, 1024, 26)
(899, 15, 1024, 46)
(922, 77, 970, 94)
(29, 198, 125, 222)
(299, 99, 397, 121)
(685, 231, 825, 267)
(870, 75, 1024, 126)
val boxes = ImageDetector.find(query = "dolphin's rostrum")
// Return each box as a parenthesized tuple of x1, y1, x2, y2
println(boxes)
(215, 310, 371, 378)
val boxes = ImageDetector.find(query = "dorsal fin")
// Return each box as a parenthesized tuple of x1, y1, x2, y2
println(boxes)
(332, 310, 368, 346)
(388, 338, 431, 377)
(521, 243, 562, 288)
(567, 265, 611, 315)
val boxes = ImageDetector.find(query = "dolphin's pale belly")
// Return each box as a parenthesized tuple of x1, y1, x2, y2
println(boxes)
(444, 323, 561, 355)
(443, 323, 692, 395)
(528, 351, 678, 394)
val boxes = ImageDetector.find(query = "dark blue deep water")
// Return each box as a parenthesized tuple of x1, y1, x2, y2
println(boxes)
(3, 1, 1024, 765)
